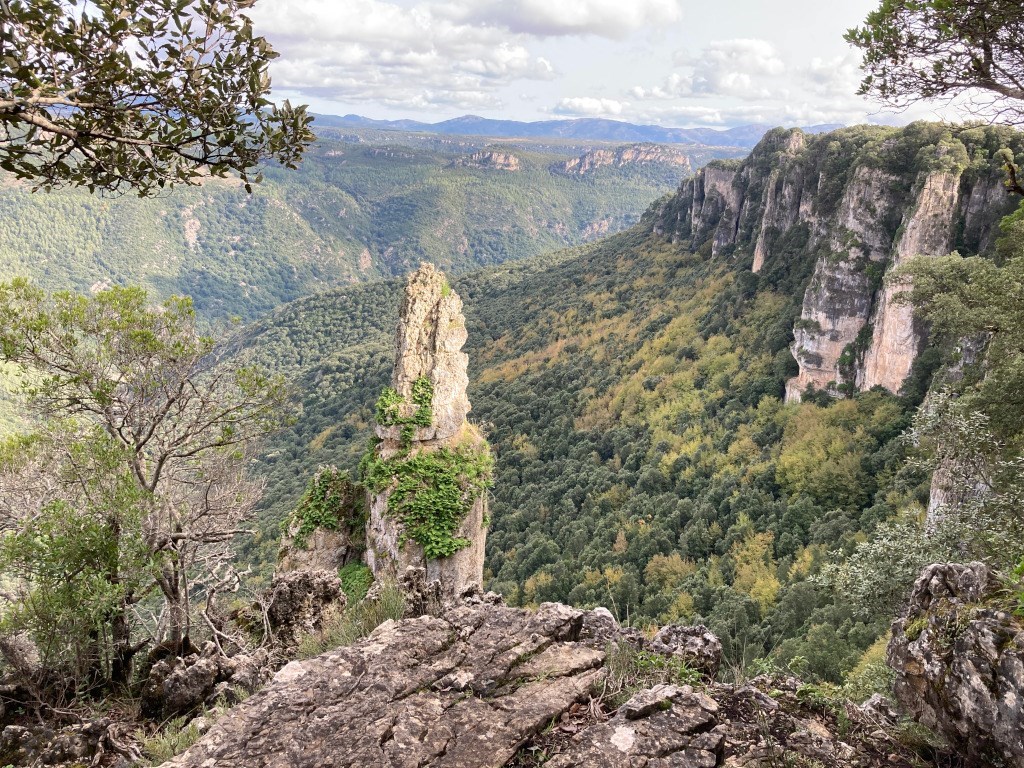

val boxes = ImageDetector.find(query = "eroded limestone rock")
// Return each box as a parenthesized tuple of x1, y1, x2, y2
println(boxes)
(648, 624, 723, 678)
(889, 562, 1024, 767)
(161, 601, 931, 768)
(859, 170, 962, 393)
(651, 126, 1018, 405)
(365, 263, 490, 599)
(382, 263, 470, 444)
(264, 569, 347, 648)
(277, 468, 364, 573)
(141, 642, 269, 720)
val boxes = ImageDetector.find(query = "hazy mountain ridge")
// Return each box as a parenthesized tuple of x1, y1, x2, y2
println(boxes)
(313, 112, 844, 148)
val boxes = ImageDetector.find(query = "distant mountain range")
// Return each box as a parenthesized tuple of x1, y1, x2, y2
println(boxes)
(312, 113, 844, 149)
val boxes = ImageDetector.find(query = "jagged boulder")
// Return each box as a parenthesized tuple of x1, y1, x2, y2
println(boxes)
(365, 263, 491, 599)
(265, 569, 347, 647)
(141, 642, 268, 720)
(889, 561, 1024, 767)
(0, 718, 141, 768)
(648, 624, 723, 678)
(161, 601, 925, 768)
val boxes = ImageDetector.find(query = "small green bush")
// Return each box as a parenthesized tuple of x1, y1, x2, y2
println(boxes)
(141, 716, 203, 765)
(338, 562, 374, 602)
(604, 643, 702, 708)
(842, 636, 893, 703)
(287, 466, 363, 549)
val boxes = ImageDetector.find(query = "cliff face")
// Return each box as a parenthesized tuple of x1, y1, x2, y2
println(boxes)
(559, 143, 693, 176)
(456, 150, 521, 171)
(859, 170, 962, 392)
(889, 562, 1024, 767)
(652, 123, 1023, 401)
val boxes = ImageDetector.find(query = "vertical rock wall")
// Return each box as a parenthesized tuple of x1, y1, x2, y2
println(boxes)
(859, 170, 962, 391)
(651, 123, 1021, 402)
(364, 264, 490, 597)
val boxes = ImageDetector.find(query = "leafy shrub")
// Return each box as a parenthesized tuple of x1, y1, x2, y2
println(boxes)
(842, 636, 893, 703)
(338, 562, 374, 602)
(604, 642, 702, 708)
(287, 466, 364, 549)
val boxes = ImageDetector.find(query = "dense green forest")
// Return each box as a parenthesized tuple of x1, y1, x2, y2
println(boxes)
(234, 122, 1024, 689)
(0, 131, 740, 435)
(0, 131, 740, 322)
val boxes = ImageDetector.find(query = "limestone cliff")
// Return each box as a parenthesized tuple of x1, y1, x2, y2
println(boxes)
(859, 170, 962, 392)
(651, 123, 1024, 401)
(364, 264, 491, 597)
(558, 143, 693, 176)
(456, 150, 521, 171)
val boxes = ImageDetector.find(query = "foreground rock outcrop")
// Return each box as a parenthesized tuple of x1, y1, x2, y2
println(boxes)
(141, 642, 269, 720)
(365, 264, 492, 599)
(889, 562, 1024, 767)
(164, 600, 925, 768)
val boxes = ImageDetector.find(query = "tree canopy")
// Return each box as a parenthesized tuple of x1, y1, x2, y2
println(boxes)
(0, 281, 289, 688)
(846, 0, 1024, 124)
(0, 0, 314, 195)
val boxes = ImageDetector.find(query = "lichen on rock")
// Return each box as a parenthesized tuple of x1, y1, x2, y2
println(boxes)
(888, 561, 1024, 768)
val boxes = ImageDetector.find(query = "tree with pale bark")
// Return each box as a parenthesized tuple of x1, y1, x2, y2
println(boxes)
(0, 281, 288, 690)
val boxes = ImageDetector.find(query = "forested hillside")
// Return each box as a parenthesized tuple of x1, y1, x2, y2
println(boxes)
(0, 132, 741, 322)
(237, 122, 1024, 686)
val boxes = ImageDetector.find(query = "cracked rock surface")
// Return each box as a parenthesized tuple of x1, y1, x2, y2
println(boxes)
(162, 600, 925, 768)
(889, 562, 1024, 767)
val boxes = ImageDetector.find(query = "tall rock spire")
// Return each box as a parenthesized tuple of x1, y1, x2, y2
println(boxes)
(363, 264, 492, 597)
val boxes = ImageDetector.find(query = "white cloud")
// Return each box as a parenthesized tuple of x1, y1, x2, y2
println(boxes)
(618, 37, 905, 127)
(553, 97, 627, 116)
(633, 39, 786, 102)
(442, 0, 684, 39)
(803, 52, 863, 97)
(250, 0, 555, 111)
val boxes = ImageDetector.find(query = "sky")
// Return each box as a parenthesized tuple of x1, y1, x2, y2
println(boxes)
(248, 0, 959, 129)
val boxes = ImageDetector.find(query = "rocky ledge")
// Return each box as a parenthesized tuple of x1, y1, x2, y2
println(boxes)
(163, 598, 923, 768)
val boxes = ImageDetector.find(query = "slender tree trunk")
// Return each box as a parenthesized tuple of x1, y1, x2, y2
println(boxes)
(110, 607, 133, 686)
(158, 560, 189, 656)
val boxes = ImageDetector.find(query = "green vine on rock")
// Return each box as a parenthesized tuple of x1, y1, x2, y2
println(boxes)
(288, 466, 364, 549)
(361, 444, 493, 559)
(375, 376, 434, 448)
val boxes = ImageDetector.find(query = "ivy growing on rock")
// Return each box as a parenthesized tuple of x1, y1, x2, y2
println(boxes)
(361, 444, 493, 559)
(375, 376, 434, 447)
(363, 377, 493, 561)
(289, 466, 364, 549)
